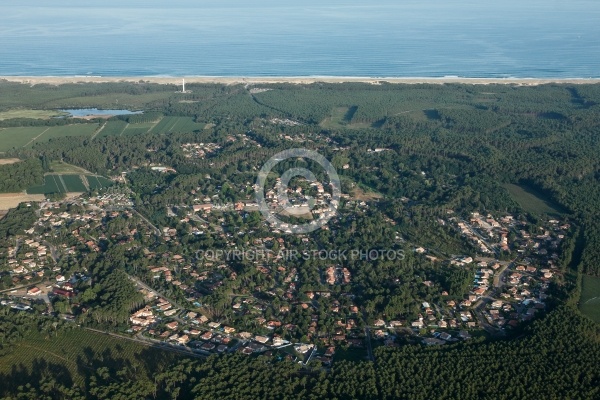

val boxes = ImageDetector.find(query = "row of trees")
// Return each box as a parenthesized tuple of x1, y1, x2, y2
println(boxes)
(1, 306, 597, 399)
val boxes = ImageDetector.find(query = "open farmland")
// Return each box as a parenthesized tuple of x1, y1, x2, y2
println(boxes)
(503, 183, 565, 216)
(0, 124, 98, 151)
(27, 175, 64, 194)
(40, 92, 175, 109)
(61, 174, 87, 192)
(49, 161, 91, 174)
(40, 124, 98, 141)
(87, 175, 113, 190)
(96, 119, 128, 137)
(0, 117, 204, 150)
(0, 329, 182, 392)
(121, 122, 155, 136)
(580, 274, 600, 323)
(149, 116, 205, 134)
(0, 109, 68, 120)
(0, 126, 49, 151)
(0, 192, 45, 210)
(27, 174, 93, 194)
(320, 106, 371, 130)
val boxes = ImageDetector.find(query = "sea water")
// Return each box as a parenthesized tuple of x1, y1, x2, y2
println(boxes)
(1, 0, 599, 78)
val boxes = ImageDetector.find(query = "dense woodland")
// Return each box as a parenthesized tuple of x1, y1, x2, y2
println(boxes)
(0, 306, 598, 399)
(3, 81, 599, 275)
(0, 81, 599, 398)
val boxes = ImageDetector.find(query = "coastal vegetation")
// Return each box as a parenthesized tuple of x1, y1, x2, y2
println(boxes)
(0, 80, 599, 398)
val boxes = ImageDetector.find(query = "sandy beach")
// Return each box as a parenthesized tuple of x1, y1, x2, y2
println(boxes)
(2, 76, 600, 86)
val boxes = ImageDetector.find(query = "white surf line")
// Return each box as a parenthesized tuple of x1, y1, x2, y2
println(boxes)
(119, 123, 130, 137)
(90, 122, 107, 140)
(147, 117, 163, 133)
(23, 127, 50, 147)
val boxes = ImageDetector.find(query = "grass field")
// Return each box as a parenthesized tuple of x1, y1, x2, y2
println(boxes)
(41, 92, 175, 109)
(27, 175, 63, 194)
(0, 117, 204, 150)
(0, 328, 180, 391)
(503, 183, 565, 216)
(121, 122, 155, 136)
(96, 119, 129, 137)
(580, 274, 600, 323)
(0, 124, 99, 151)
(0, 109, 68, 120)
(149, 116, 205, 134)
(42, 124, 98, 142)
(87, 175, 113, 190)
(320, 107, 372, 130)
(62, 174, 88, 192)
(27, 174, 90, 194)
(49, 160, 91, 174)
(0, 126, 48, 151)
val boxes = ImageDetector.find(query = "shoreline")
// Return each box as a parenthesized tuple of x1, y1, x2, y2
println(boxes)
(2, 76, 600, 86)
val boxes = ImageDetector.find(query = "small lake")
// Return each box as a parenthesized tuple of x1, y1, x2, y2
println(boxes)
(60, 109, 143, 117)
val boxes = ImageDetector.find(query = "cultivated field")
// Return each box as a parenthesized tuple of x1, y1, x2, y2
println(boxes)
(579, 274, 600, 323)
(0, 116, 205, 150)
(0, 109, 68, 120)
(86, 175, 113, 190)
(49, 160, 91, 174)
(27, 171, 113, 195)
(149, 116, 205, 134)
(0, 192, 45, 210)
(320, 107, 372, 130)
(121, 122, 155, 136)
(503, 183, 564, 216)
(0, 126, 48, 151)
(27, 174, 91, 194)
(0, 329, 180, 390)
(0, 124, 98, 151)
(96, 119, 128, 137)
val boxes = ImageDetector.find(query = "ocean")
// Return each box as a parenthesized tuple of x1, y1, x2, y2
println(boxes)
(1, 0, 599, 78)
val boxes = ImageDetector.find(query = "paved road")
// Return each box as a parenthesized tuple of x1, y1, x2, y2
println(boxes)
(460, 218, 500, 257)
(472, 296, 505, 337)
(131, 209, 161, 236)
(364, 327, 374, 361)
(127, 273, 185, 312)
(42, 240, 60, 263)
(189, 212, 224, 233)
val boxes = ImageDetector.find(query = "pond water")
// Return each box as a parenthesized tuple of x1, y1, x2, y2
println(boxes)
(61, 109, 143, 117)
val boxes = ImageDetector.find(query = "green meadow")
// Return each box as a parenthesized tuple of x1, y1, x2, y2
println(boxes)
(579, 274, 600, 323)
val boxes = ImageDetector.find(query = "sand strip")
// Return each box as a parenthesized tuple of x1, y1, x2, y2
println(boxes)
(2, 76, 600, 86)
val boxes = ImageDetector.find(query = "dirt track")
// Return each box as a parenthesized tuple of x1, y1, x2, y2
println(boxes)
(0, 158, 21, 165)
(0, 193, 45, 210)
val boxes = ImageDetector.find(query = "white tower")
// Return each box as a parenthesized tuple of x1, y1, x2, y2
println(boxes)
(182, 78, 185, 93)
